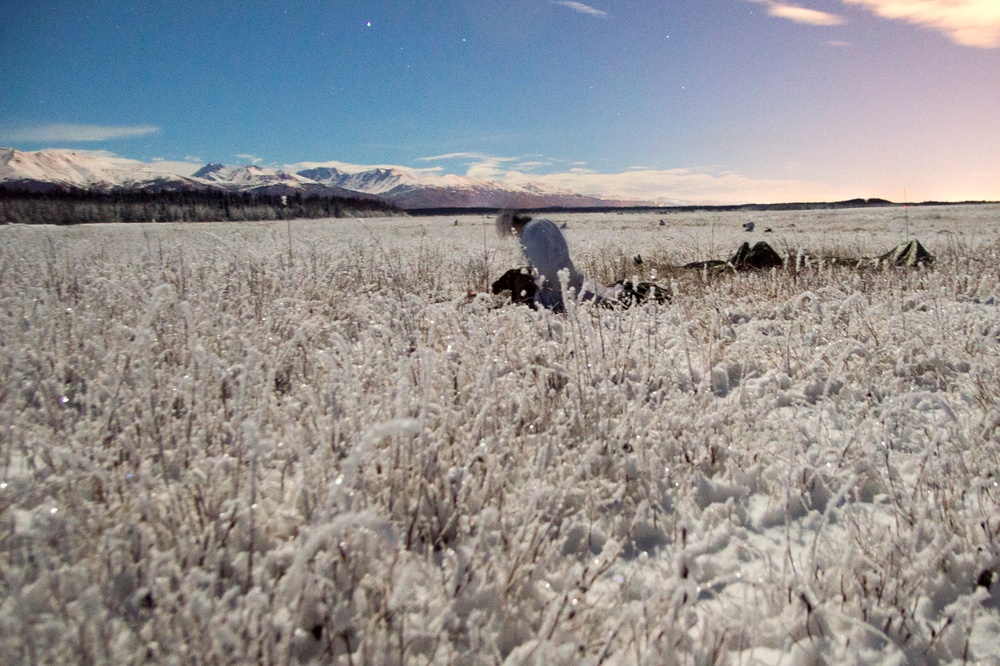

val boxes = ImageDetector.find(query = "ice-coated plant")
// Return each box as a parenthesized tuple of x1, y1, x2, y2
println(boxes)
(1, 206, 999, 664)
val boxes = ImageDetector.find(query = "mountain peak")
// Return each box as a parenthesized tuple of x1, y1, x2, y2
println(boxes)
(191, 163, 227, 179)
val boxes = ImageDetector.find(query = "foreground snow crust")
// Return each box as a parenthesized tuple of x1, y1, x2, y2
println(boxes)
(1, 206, 1000, 665)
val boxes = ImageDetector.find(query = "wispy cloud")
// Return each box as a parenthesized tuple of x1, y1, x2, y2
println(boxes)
(749, 0, 846, 26)
(415, 152, 497, 162)
(235, 153, 264, 165)
(749, 0, 999, 47)
(415, 153, 844, 205)
(512, 161, 551, 171)
(841, 0, 1000, 47)
(502, 165, 839, 205)
(552, 1, 608, 18)
(770, 3, 846, 25)
(0, 123, 159, 142)
(417, 152, 520, 180)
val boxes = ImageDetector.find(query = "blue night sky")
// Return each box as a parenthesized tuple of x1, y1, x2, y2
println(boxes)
(2, 0, 998, 204)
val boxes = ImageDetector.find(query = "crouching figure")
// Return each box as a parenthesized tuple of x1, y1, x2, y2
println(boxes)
(495, 210, 609, 311)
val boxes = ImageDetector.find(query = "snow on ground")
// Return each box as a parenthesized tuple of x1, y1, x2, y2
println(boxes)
(1, 205, 999, 664)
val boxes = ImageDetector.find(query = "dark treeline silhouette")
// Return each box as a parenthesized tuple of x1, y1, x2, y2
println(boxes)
(0, 187, 399, 225)
(408, 200, 895, 216)
(409, 198, 996, 217)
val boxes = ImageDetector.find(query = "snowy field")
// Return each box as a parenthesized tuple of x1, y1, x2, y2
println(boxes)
(2, 205, 1000, 665)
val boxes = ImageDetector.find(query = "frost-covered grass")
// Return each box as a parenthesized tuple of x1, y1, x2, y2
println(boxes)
(2, 206, 1000, 665)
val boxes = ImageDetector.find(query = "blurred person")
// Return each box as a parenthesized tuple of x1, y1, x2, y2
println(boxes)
(495, 210, 607, 311)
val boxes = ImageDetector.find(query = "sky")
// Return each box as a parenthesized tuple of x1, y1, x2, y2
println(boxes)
(1, 0, 998, 204)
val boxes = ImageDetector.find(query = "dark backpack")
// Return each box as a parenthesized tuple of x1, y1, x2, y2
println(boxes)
(491, 268, 537, 305)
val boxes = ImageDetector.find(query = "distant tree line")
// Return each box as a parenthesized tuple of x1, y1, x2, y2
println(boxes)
(0, 187, 399, 225)
(411, 200, 902, 217)
(410, 198, 995, 217)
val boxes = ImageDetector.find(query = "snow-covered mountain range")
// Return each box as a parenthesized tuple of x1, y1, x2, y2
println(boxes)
(297, 165, 642, 209)
(190, 163, 371, 199)
(1, 148, 647, 209)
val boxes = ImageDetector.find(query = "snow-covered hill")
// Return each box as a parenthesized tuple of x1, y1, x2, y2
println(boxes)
(0, 147, 204, 192)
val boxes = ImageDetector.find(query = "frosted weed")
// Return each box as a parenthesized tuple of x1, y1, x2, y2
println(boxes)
(1, 207, 999, 664)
